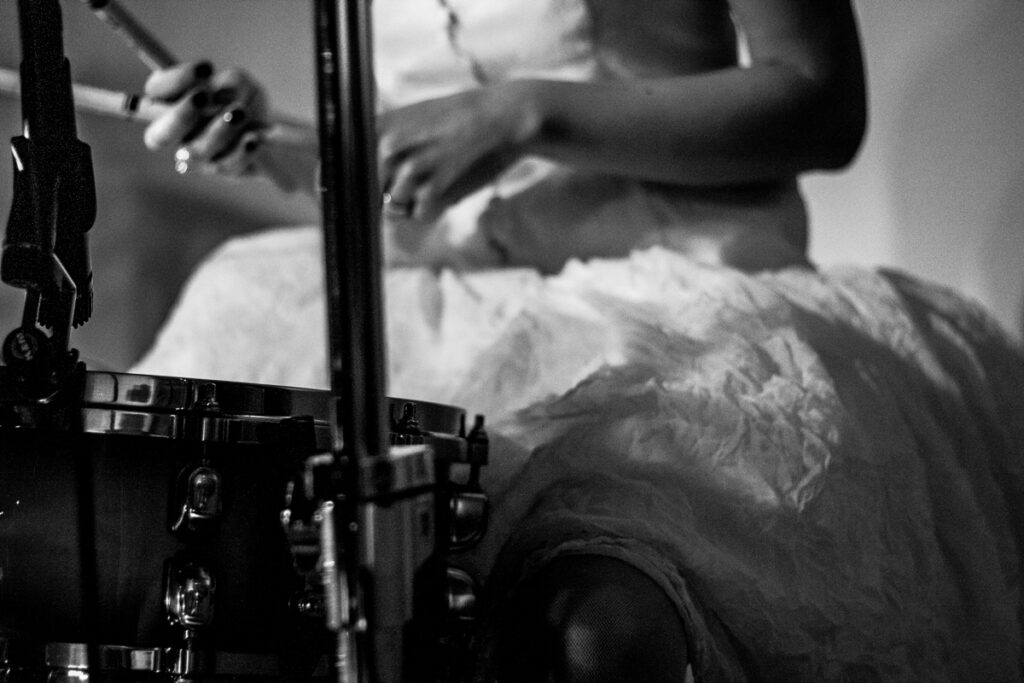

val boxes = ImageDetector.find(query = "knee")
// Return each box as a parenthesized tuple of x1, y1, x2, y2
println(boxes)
(495, 555, 689, 683)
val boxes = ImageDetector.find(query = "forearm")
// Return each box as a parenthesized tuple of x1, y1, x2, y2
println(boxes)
(511, 63, 865, 187)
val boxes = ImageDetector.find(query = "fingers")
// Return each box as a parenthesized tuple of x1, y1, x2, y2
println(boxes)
(143, 60, 213, 101)
(379, 130, 445, 222)
(383, 153, 434, 221)
(173, 130, 261, 178)
(186, 106, 250, 162)
(382, 148, 486, 223)
(209, 130, 263, 176)
(144, 62, 269, 178)
(143, 89, 211, 150)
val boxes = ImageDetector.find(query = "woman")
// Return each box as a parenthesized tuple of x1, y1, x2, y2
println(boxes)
(143, 0, 864, 274)
(135, 1, 1024, 680)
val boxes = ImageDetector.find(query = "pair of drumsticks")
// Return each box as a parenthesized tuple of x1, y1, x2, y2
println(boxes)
(0, 0, 314, 191)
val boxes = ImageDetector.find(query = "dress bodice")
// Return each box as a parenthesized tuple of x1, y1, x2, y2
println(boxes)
(373, 0, 597, 108)
(372, 0, 809, 273)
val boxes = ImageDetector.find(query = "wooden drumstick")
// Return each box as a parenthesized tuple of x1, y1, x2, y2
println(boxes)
(1, 66, 315, 192)
(79, 0, 177, 70)
(1, 66, 168, 121)
(0, 66, 313, 147)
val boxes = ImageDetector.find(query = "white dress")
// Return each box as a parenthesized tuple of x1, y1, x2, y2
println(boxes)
(134, 1, 1024, 680)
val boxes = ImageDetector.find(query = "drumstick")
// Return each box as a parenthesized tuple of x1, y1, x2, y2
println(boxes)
(0, 66, 168, 122)
(80, 0, 176, 71)
(0, 66, 313, 148)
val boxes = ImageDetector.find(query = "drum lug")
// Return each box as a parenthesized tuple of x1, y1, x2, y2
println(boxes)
(164, 555, 215, 679)
(164, 555, 216, 631)
(291, 590, 326, 620)
(466, 414, 489, 465)
(446, 567, 478, 620)
(195, 382, 220, 411)
(395, 402, 422, 436)
(448, 489, 488, 552)
(170, 464, 223, 536)
(449, 415, 489, 552)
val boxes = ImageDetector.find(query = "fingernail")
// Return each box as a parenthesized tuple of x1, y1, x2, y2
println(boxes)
(191, 90, 209, 108)
(212, 87, 237, 106)
(223, 108, 247, 126)
(194, 61, 214, 80)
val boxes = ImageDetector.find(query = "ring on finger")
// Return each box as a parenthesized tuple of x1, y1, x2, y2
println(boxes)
(174, 147, 191, 175)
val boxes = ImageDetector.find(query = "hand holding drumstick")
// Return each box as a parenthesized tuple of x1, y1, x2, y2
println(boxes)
(141, 62, 319, 195)
(79, 0, 319, 195)
(0, 64, 317, 195)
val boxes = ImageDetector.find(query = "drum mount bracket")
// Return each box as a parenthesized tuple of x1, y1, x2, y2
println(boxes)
(281, 408, 491, 682)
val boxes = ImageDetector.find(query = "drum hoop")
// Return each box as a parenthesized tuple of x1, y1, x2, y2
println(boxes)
(74, 372, 466, 440)
(0, 638, 326, 678)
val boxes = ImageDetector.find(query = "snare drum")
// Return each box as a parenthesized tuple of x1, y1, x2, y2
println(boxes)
(0, 371, 468, 680)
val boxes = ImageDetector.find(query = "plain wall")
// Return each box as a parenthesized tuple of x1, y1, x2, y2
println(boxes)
(1, 0, 1022, 372)
(806, 0, 1024, 339)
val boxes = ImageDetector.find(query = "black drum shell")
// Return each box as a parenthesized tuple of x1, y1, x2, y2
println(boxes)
(0, 371, 469, 678)
(0, 426, 304, 652)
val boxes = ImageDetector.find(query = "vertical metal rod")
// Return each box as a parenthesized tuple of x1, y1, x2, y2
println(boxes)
(314, 0, 388, 466)
(313, 0, 389, 679)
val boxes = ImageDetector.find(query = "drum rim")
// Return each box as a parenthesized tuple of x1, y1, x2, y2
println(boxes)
(81, 371, 465, 428)
(0, 637, 312, 678)
(1, 371, 468, 444)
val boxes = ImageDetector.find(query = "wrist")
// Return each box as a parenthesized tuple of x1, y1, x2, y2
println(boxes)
(493, 79, 549, 158)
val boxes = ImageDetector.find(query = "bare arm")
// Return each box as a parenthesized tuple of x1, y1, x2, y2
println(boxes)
(379, 0, 866, 220)
(145, 1, 866, 218)
(516, 0, 867, 185)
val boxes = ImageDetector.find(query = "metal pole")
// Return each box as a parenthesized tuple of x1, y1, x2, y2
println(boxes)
(312, 0, 389, 679)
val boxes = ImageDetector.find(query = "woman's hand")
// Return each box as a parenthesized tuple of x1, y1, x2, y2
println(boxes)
(141, 61, 319, 195)
(377, 82, 539, 223)
(142, 61, 269, 177)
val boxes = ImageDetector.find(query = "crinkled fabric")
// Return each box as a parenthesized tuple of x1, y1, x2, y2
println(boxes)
(134, 226, 1024, 681)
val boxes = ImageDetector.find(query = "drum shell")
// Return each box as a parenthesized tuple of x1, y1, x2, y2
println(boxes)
(0, 426, 304, 652)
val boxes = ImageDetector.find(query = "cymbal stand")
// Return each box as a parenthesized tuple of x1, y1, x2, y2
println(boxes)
(305, 1, 489, 681)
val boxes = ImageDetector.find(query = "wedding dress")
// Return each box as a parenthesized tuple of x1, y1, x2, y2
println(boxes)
(134, 1, 1024, 679)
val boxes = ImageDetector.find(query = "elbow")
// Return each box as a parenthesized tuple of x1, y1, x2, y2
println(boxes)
(755, 55, 867, 173)
(792, 62, 868, 172)
(772, 75, 866, 174)
(815, 91, 867, 171)
(812, 122, 865, 172)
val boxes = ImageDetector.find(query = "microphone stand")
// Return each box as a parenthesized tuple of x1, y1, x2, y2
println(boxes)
(2, 0, 95, 400)
(1, 1, 99, 679)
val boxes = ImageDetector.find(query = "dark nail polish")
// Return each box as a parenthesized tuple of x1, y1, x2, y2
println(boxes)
(194, 61, 213, 80)
(191, 90, 209, 109)
(224, 108, 247, 126)
(212, 88, 237, 106)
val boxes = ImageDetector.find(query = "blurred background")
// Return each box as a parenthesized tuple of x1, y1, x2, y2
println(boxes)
(1, 0, 1022, 373)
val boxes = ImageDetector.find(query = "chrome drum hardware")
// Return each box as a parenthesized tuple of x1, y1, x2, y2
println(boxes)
(0, 371, 485, 681)
(171, 464, 223, 536)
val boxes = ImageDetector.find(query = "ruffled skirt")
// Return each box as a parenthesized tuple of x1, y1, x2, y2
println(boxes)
(134, 226, 1024, 681)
